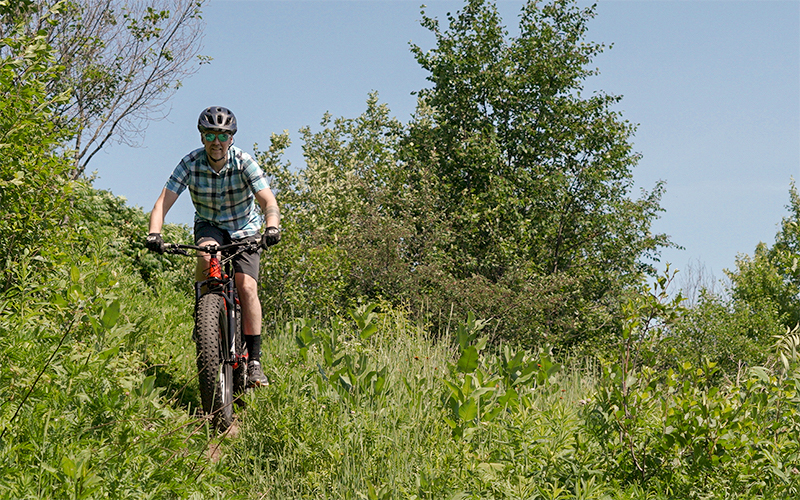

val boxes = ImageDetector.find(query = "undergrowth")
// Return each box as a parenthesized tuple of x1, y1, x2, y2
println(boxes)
(2, 187, 800, 499)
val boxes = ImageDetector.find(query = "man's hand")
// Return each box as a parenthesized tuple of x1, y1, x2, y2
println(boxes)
(146, 233, 165, 254)
(261, 227, 281, 248)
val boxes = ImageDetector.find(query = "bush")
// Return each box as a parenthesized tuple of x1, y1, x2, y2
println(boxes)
(662, 290, 781, 376)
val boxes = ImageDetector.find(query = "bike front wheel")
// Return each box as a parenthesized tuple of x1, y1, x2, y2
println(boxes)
(195, 293, 234, 430)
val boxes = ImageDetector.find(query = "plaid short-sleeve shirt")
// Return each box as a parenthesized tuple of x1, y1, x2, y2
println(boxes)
(165, 145, 270, 239)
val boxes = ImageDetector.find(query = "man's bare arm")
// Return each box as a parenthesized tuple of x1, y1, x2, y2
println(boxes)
(149, 188, 179, 234)
(255, 188, 280, 228)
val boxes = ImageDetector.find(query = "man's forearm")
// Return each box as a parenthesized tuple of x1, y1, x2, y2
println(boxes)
(264, 204, 280, 227)
(149, 188, 178, 234)
(149, 205, 165, 234)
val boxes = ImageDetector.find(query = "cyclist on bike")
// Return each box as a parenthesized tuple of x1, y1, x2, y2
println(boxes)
(145, 106, 280, 388)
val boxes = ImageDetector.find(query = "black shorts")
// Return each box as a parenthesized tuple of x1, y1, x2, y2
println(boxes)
(194, 220, 262, 280)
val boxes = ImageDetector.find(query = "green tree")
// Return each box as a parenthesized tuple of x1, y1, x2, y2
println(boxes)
(728, 180, 800, 330)
(1, 0, 207, 177)
(660, 181, 800, 378)
(402, 0, 671, 346)
(261, 0, 672, 350)
(257, 94, 413, 317)
(663, 290, 780, 376)
(0, 1, 75, 287)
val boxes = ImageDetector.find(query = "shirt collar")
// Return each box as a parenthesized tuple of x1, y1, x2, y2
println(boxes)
(204, 146, 233, 174)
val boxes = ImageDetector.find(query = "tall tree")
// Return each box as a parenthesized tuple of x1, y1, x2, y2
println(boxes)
(410, 0, 668, 278)
(0, 1, 75, 286)
(401, 0, 671, 346)
(260, 0, 673, 349)
(1, 0, 207, 178)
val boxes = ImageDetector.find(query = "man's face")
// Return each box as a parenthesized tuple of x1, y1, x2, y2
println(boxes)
(201, 129, 233, 162)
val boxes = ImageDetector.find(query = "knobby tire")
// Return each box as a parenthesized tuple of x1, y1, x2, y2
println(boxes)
(195, 294, 234, 430)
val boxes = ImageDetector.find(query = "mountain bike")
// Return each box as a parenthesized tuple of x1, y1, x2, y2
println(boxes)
(161, 239, 260, 430)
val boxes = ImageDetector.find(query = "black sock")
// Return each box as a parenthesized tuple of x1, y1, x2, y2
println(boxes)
(246, 335, 262, 362)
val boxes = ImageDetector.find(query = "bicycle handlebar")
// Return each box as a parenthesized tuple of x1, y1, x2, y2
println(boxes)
(162, 239, 261, 257)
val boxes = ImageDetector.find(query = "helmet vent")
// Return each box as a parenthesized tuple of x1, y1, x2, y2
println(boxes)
(198, 106, 237, 135)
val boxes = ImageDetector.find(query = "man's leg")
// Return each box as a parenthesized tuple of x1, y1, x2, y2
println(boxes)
(236, 272, 262, 337)
(236, 272, 268, 386)
(195, 237, 220, 285)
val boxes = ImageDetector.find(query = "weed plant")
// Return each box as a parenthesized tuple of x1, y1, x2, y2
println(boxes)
(213, 290, 800, 499)
(0, 190, 234, 498)
(3, 185, 800, 499)
(217, 308, 607, 499)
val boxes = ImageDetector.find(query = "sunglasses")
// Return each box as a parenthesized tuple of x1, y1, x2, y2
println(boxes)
(203, 132, 231, 142)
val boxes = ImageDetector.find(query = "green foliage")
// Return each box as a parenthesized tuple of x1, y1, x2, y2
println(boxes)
(584, 284, 800, 498)
(5, 0, 800, 497)
(2, 177, 799, 499)
(264, 0, 672, 351)
(588, 353, 800, 498)
(223, 307, 604, 499)
(290, 309, 390, 407)
(663, 289, 781, 376)
(0, 7, 75, 282)
(0, 46, 220, 489)
(0, 225, 224, 498)
(671, 181, 800, 378)
(404, 0, 672, 346)
(257, 95, 408, 318)
(728, 182, 800, 330)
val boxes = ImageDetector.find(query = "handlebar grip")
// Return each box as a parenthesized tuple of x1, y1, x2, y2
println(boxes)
(163, 244, 189, 255)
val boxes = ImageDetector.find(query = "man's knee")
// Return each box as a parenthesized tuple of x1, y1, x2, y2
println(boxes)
(236, 273, 258, 296)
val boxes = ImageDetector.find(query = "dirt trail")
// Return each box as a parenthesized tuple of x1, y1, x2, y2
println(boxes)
(206, 418, 240, 462)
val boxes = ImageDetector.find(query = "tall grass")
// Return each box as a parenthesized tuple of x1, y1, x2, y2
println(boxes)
(217, 309, 604, 499)
(0, 224, 234, 499)
(3, 187, 800, 499)
(208, 302, 800, 500)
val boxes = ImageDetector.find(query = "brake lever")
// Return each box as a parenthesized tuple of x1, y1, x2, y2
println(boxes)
(164, 244, 189, 256)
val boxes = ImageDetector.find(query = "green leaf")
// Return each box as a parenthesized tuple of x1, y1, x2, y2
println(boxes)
(470, 386, 495, 401)
(294, 325, 315, 348)
(86, 315, 102, 335)
(61, 456, 77, 478)
(338, 373, 353, 392)
(99, 345, 119, 360)
(70, 265, 80, 284)
(457, 346, 479, 373)
(101, 299, 120, 329)
(136, 375, 156, 397)
(51, 293, 68, 308)
(482, 406, 503, 422)
(458, 398, 477, 421)
(749, 366, 770, 383)
(374, 366, 387, 394)
(497, 388, 518, 408)
(360, 322, 378, 340)
(443, 379, 464, 401)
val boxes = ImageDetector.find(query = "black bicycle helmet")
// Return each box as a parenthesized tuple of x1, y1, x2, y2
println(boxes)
(197, 106, 237, 134)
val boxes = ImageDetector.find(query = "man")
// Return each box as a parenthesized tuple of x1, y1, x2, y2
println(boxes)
(145, 106, 280, 387)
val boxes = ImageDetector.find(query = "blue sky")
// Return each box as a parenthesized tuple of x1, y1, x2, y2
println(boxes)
(92, 0, 800, 282)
